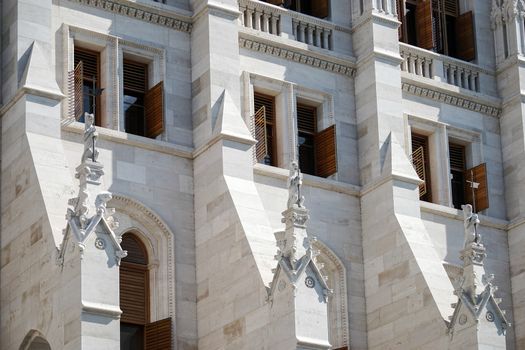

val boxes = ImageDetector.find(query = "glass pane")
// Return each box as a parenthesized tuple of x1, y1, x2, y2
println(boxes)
(120, 323, 144, 350)
(124, 92, 145, 137)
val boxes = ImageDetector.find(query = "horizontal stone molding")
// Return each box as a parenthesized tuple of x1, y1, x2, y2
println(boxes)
(65, 0, 192, 33)
(401, 80, 502, 117)
(82, 301, 122, 318)
(239, 33, 355, 77)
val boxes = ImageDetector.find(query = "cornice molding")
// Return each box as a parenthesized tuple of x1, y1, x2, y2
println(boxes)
(402, 80, 502, 118)
(239, 34, 356, 77)
(65, 0, 192, 33)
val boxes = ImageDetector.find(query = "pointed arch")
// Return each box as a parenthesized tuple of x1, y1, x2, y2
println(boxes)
(19, 330, 51, 350)
(313, 240, 349, 349)
(108, 194, 176, 344)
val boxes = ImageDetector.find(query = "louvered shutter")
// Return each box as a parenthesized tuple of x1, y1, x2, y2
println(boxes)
(411, 146, 428, 197)
(297, 104, 316, 134)
(416, 0, 434, 50)
(397, 0, 405, 41)
(464, 163, 489, 212)
(314, 125, 337, 178)
(254, 106, 269, 163)
(72, 61, 83, 121)
(145, 81, 164, 139)
(448, 143, 465, 171)
(123, 60, 148, 93)
(145, 318, 172, 350)
(311, 0, 329, 19)
(411, 133, 432, 201)
(74, 48, 99, 82)
(444, 0, 458, 16)
(455, 11, 476, 61)
(120, 263, 149, 325)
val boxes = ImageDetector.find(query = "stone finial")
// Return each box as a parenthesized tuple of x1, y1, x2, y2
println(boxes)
(287, 161, 305, 209)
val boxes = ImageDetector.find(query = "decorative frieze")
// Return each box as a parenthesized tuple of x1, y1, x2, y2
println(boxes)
(239, 36, 355, 77)
(402, 82, 501, 118)
(66, 0, 192, 33)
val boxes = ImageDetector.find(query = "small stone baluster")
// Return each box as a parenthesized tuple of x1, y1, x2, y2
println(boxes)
(306, 26, 314, 45)
(254, 10, 261, 30)
(315, 27, 322, 47)
(270, 16, 278, 35)
(246, 8, 253, 29)
(322, 30, 329, 49)
(262, 13, 269, 32)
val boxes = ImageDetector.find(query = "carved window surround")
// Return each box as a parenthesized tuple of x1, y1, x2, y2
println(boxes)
(242, 71, 335, 172)
(406, 114, 482, 208)
(109, 194, 176, 348)
(62, 25, 166, 136)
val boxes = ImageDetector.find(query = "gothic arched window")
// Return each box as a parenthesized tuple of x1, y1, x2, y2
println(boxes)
(120, 233, 150, 350)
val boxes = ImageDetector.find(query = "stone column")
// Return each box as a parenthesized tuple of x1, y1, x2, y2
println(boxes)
(492, 1, 525, 347)
(354, 3, 456, 349)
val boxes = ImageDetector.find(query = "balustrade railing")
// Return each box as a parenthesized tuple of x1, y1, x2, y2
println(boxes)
(239, 1, 281, 36)
(238, 0, 344, 52)
(400, 43, 489, 94)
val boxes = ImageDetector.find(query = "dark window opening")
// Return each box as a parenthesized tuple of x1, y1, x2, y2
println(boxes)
(449, 142, 466, 209)
(297, 103, 317, 176)
(261, 0, 329, 19)
(123, 60, 148, 137)
(399, 0, 475, 61)
(74, 47, 101, 125)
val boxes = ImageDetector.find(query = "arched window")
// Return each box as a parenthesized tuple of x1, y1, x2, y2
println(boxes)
(19, 330, 51, 350)
(119, 231, 173, 350)
(120, 233, 149, 350)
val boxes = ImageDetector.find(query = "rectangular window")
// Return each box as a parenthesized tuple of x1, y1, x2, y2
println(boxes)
(297, 103, 337, 178)
(263, 0, 329, 18)
(449, 142, 466, 209)
(411, 133, 432, 202)
(123, 60, 164, 139)
(73, 47, 101, 124)
(253, 92, 276, 166)
(400, 0, 475, 61)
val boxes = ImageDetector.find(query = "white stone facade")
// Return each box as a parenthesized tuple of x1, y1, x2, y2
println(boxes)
(0, 0, 523, 349)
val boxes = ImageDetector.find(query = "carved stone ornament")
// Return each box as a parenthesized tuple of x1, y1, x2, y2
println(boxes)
(57, 114, 126, 266)
(305, 276, 316, 288)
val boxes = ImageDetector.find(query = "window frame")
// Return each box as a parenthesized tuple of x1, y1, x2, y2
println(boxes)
(406, 114, 483, 209)
(244, 72, 336, 178)
(63, 25, 166, 139)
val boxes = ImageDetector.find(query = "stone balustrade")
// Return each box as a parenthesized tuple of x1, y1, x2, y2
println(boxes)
(238, 0, 344, 52)
(239, 0, 281, 36)
(399, 43, 495, 95)
(291, 17, 332, 50)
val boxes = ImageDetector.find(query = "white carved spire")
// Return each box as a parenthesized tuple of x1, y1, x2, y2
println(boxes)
(448, 204, 509, 344)
(58, 113, 125, 266)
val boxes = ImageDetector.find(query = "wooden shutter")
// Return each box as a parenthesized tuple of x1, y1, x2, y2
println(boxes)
(254, 106, 269, 163)
(311, 0, 329, 19)
(145, 81, 164, 139)
(123, 60, 148, 93)
(444, 0, 458, 16)
(144, 318, 172, 350)
(74, 48, 99, 82)
(464, 163, 489, 212)
(411, 146, 428, 197)
(416, 0, 434, 50)
(397, 0, 406, 41)
(314, 125, 337, 178)
(120, 263, 149, 325)
(297, 104, 316, 134)
(449, 143, 465, 171)
(72, 61, 83, 121)
(254, 93, 275, 165)
(455, 11, 476, 61)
